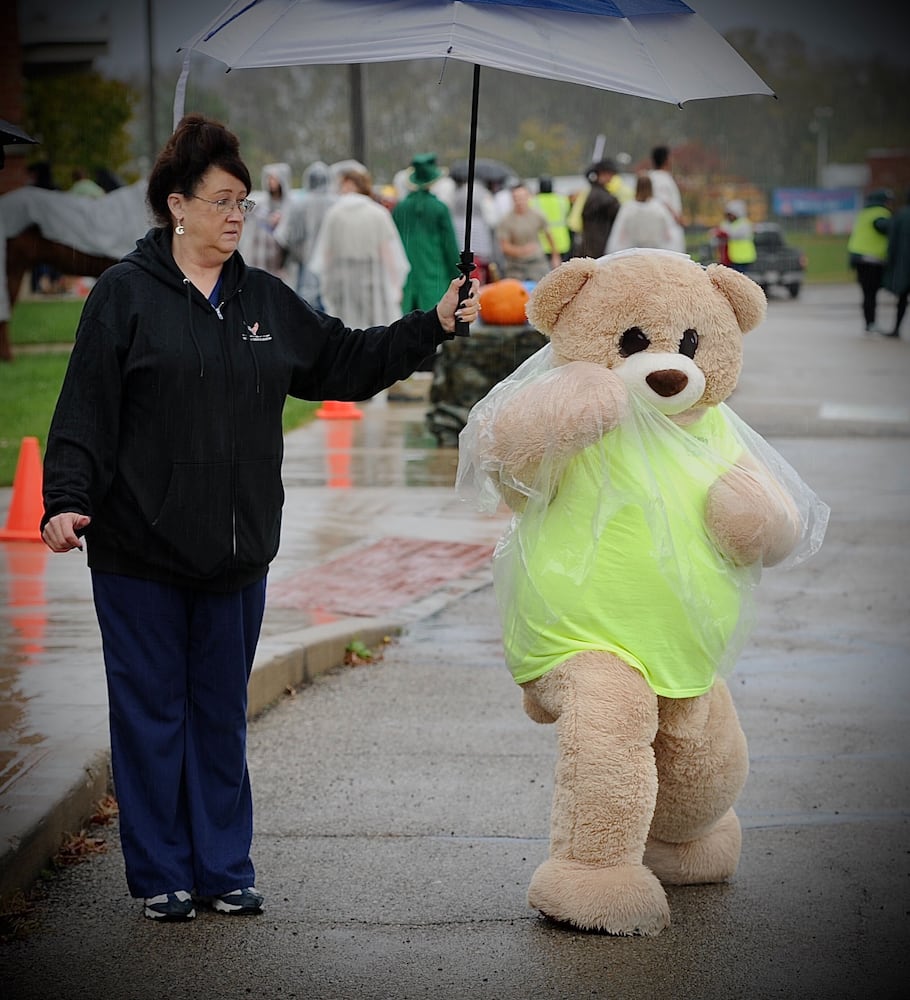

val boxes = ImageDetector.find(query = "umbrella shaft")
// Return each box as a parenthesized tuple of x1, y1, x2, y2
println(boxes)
(462, 64, 481, 252)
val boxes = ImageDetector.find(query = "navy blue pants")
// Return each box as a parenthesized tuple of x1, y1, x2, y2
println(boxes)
(91, 571, 266, 899)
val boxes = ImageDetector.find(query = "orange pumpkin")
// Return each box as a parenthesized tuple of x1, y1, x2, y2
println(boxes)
(479, 279, 530, 325)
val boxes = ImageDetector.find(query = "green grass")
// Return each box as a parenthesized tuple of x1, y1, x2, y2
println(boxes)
(10, 299, 83, 345)
(0, 353, 71, 484)
(282, 397, 321, 432)
(796, 233, 852, 284)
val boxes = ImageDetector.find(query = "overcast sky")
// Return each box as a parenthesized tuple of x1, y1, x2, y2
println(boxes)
(19, 0, 909, 78)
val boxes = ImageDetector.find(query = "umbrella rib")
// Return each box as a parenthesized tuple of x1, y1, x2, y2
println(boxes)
(210, 1, 298, 70)
(617, 15, 683, 108)
(201, 0, 259, 44)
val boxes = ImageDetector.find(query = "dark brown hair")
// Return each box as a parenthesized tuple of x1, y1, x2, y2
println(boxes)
(339, 168, 375, 198)
(634, 173, 653, 203)
(146, 113, 252, 227)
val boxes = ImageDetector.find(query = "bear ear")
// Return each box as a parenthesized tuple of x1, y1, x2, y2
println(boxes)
(526, 257, 600, 334)
(706, 263, 767, 334)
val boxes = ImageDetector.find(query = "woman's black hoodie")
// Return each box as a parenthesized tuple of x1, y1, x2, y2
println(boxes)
(42, 226, 452, 592)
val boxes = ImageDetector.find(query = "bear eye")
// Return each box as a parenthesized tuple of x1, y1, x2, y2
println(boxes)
(679, 328, 698, 358)
(619, 326, 650, 357)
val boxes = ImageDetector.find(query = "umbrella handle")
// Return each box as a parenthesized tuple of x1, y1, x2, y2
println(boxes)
(455, 252, 474, 337)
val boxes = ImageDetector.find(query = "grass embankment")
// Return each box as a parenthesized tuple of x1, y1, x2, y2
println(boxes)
(798, 233, 852, 284)
(0, 299, 319, 486)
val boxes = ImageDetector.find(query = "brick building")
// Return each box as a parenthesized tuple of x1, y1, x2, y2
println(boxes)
(0, 0, 110, 195)
(866, 149, 910, 203)
(0, 0, 31, 193)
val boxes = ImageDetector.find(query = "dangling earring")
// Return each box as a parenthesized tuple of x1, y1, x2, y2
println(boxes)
(175, 221, 185, 235)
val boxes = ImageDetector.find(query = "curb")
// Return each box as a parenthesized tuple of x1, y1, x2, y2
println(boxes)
(248, 616, 403, 718)
(0, 748, 110, 909)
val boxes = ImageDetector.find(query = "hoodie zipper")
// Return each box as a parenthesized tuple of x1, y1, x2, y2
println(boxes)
(195, 282, 243, 563)
(212, 298, 238, 560)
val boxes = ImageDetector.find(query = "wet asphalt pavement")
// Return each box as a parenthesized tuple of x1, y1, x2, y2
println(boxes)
(1, 282, 908, 999)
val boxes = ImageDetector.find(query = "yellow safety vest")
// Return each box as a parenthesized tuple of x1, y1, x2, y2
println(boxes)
(534, 192, 572, 254)
(726, 218, 756, 265)
(847, 206, 890, 262)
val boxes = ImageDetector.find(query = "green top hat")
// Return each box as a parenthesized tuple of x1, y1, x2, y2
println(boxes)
(410, 152, 443, 188)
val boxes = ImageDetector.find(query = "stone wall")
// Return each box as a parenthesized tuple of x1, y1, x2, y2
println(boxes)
(426, 322, 548, 447)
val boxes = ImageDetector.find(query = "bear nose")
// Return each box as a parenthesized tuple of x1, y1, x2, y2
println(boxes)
(646, 370, 689, 397)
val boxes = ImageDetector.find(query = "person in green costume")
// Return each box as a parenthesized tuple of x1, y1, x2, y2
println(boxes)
(392, 153, 461, 374)
(392, 153, 460, 313)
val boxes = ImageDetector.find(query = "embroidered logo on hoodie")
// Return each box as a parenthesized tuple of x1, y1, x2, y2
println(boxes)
(243, 321, 272, 342)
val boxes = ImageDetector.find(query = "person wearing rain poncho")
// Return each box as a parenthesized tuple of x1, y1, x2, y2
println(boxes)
(273, 160, 338, 306)
(308, 165, 410, 329)
(457, 249, 829, 937)
(238, 162, 294, 284)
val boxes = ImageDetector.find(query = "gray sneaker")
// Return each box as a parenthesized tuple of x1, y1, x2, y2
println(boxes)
(211, 886, 264, 915)
(144, 890, 196, 921)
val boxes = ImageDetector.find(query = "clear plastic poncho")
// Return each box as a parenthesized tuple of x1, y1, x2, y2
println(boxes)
(456, 344, 830, 697)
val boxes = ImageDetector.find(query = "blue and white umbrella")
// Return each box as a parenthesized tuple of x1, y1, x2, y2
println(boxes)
(176, 0, 775, 322)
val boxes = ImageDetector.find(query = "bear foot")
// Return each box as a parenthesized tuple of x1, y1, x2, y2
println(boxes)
(644, 807, 742, 885)
(528, 858, 670, 936)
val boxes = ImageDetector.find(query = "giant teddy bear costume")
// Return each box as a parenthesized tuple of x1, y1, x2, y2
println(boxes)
(457, 249, 829, 936)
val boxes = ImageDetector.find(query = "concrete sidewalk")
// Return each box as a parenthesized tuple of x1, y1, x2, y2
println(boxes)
(2, 282, 909, 998)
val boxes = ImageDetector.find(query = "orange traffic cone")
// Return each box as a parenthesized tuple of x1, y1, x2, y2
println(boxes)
(0, 437, 44, 543)
(316, 400, 363, 420)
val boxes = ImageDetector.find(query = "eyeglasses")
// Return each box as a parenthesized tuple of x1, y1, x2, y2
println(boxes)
(191, 195, 256, 215)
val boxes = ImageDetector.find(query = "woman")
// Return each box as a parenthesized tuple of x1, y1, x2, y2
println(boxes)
(605, 174, 677, 255)
(308, 166, 410, 329)
(40, 114, 480, 922)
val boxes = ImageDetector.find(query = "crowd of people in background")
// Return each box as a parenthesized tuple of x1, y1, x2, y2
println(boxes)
(224, 143, 689, 313)
(18, 146, 909, 341)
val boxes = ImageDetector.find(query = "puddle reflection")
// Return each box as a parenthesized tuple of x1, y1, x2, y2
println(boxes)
(1, 542, 48, 659)
(0, 542, 52, 798)
(287, 406, 459, 489)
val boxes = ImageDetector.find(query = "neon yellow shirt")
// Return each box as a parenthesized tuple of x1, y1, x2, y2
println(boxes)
(495, 405, 749, 698)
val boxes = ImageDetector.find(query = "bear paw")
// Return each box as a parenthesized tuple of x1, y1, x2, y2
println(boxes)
(528, 858, 670, 936)
(644, 807, 742, 885)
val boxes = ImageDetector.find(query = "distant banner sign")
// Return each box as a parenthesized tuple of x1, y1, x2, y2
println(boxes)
(773, 188, 860, 216)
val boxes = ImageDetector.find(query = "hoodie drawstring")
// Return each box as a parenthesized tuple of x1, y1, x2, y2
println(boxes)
(181, 277, 260, 393)
(183, 278, 205, 378)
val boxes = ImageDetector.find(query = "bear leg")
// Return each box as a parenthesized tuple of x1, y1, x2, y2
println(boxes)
(525, 653, 669, 936)
(644, 679, 749, 885)
(644, 807, 742, 886)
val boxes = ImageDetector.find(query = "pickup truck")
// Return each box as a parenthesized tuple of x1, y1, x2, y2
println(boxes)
(694, 222, 808, 299)
(748, 223, 808, 299)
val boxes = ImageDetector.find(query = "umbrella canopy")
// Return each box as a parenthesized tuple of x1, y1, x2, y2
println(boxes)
(176, 0, 773, 108)
(0, 119, 39, 170)
(0, 120, 38, 147)
(175, 0, 775, 326)
(449, 158, 518, 186)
